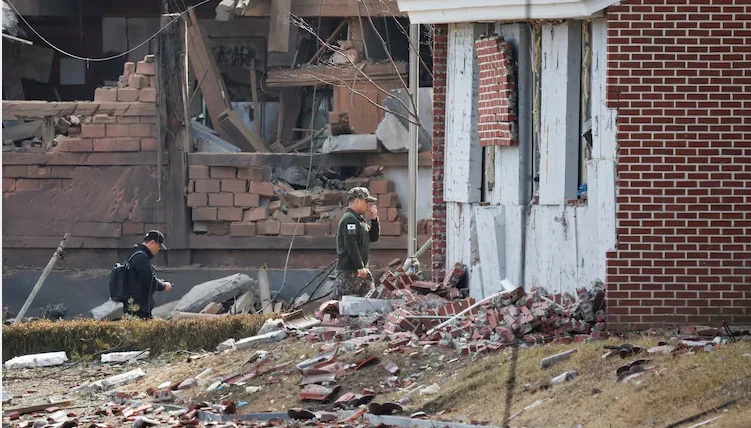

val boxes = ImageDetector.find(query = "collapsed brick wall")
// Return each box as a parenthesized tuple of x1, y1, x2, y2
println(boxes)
(605, 0, 751, 329)
(186, 164, 416, 238)
(2, 55, 164, 252)
(431, 24, 448, 281)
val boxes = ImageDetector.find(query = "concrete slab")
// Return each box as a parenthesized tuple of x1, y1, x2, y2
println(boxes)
(235, 330, 287, 349)
(174, 273, 256, 313)
(91, 299, 123, 320)
(4, 351, 68, 369)
(321, 134, 378, 153)
(101, 351, 150, 363)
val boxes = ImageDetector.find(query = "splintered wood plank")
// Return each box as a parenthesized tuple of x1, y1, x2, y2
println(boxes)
(243, 0, 404, 17)
(268, 0, 292, 53)
(186, 9, 231, 137)
(219, 108, 270, 152)
(1, 101, 157, 119)
(266, 62, 407, 87)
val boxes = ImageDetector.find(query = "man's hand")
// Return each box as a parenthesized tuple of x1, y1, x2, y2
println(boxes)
(164, 281, 173, 291)
(368, 205, 379, 220)
(357, 268, 368, 278)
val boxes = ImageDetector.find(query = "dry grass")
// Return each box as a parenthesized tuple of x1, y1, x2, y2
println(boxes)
(1, 315, 273, 361)
(4, 329, 750, 427)
(411, 338, 751, 427)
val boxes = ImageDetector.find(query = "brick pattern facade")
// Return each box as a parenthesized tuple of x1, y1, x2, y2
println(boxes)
(606, 0, 751, 329)
(187, 165, 406, 238)
(432, 24, 449, 281)
(475, 36, 518, 146)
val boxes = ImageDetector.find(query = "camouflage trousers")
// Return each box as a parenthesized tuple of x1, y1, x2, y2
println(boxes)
(332, 270, 375, 300)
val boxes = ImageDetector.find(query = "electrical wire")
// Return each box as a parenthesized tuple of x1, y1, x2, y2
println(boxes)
(258, 1, 325, 314)
(4, 0, 215, 63)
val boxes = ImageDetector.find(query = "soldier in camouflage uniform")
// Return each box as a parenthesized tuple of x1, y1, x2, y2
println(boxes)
(333, 187, 380, 299)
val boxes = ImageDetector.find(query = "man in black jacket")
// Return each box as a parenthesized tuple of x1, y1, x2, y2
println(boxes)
(124, 230, 172, 319)
(333, 187, 380, 299)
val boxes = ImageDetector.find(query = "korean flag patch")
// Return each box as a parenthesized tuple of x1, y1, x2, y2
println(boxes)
(347, 223, 357, 235)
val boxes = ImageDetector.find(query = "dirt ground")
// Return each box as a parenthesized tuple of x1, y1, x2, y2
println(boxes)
(3, 335, 751, 427)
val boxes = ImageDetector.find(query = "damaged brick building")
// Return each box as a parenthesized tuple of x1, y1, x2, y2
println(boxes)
(2, 0, 435, 271)
(399, 0, 751, 330)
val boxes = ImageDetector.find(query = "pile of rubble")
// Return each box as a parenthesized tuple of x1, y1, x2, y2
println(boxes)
(293, 263, 607, 357)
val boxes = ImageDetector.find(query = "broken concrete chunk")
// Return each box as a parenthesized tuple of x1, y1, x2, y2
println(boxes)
(339, 296, 395, 316)
(173, 274, 257, 313)
(550, 370, 578, 385)
(419, 383, 441, 395)
(90, 368, 146, 390)
(152, 300, 180, 319)
(230, 291, 258, 315)
(216, 339, 236, 352)
(177, 378, 197, 390)
(5, 351, 68, 369)
(258, 318, 284, 335)
(540, 349, 577, 369)
(91, 299, 124, 320)
(235, 330, 287, 350)
(375, 113, 410, 153)
(321, 134, 378, 153)
(101, 351, 150, 363)
(2, 391, 11, 405)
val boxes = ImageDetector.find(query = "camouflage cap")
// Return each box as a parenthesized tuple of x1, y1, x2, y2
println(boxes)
(348, 187, 377, 202)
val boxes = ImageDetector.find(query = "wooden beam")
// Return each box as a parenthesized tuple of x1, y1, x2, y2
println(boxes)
(1, 152, 165, 166)
(187, 151, 431, 168)
(218, 109, 271, 152)
(2, 101, 157, 119)
(157, 12, 191, 251)
(186, 9, 232, 137)
(266, 62, 407, 87)
(243, 0, 404, 17)
(268, 0, 291, 53)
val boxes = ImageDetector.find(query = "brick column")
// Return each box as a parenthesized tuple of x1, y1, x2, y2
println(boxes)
(432, 24, 448, 281)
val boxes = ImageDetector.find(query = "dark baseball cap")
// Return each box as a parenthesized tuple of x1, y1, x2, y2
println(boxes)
(348, 187, 377, 202)
(144, 230, 167, 250)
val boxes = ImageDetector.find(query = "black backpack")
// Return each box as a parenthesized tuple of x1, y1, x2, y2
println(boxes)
(109, 251, 146, 303)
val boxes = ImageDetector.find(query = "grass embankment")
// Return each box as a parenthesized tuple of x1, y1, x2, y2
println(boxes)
(413, 338, 751, 427)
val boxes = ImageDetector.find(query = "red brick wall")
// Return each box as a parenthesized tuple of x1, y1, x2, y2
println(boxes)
(432, 24, 448, 281)
(475, 36, 518, 146)
(606, 0, 751, 330)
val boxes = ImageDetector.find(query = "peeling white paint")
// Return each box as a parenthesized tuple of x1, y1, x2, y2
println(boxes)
(444, 23, 482, 203)
(442, 18, 615, 298)
(474, 205, 507, 296)
(539, 22, 581, 205)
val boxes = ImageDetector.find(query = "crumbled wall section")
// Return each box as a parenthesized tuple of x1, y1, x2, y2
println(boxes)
(605, 0, 751, 330)
(186, 164, 409, 238)
(53, 56, 158, 154)
(474, 36, 518, 146)
(432, 24, 448, 280)
(1, 55, 163, 245)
